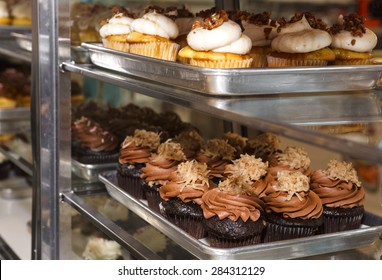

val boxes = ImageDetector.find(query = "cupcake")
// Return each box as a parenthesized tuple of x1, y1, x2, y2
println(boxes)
(117, 129, 161, 200)
(262, 170, 323, 242)
(267, 12, 335, 67)
(310, 159, 365, 233)
(82, 236, 123, 260)
(178, 10, 253, 68)
(243, 132, 281, 163)
(71, 116, 119, 164)
(173, 129, 203, 160)
(232, 11, 279, 67)
(329, 13, 378, 65)
(127, 10, 180, 61)
(221, 132, 248, 158)
(141, 140, 187, 213)
(201, 172, 266, 248)
(267, 146, 312, 179)
(160, 160, 212, 239)
(0, 1, 10, 25)
(196, 138, 236, 183)
(10, 0, 31, 26)
(0, 82, 17, 108)
(99, 7, 136, 52)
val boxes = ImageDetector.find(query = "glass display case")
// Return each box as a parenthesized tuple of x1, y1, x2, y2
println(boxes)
(1, 0, 382, 260)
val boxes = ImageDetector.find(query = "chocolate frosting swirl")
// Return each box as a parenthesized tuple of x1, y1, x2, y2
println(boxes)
(72, 117, 118, 152)
(118, 129, 161, 165)
(140, 157, 179, 186)
(263, 171, 323, 219)
(201, 188, 265, 222)
(310, 162, 365, 208)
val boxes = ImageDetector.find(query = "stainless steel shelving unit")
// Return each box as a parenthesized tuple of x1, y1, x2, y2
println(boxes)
(30, 0, 382, 260)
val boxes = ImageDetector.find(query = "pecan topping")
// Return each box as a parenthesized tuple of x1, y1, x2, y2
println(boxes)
(192, 10, 229, 30)
(329, 13, 366, 37)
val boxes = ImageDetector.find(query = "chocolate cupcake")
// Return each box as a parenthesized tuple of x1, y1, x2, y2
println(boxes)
(268, 146, 312, 179)
(173, 129, 203, 160)
(262, 171, 323, 242)
(243, 132, 281, 163)
(196, 138, 236, 184)
(160, 160, 212, 239)
(201, 174, 266, 248)
(71, 116, 119, 164)
(141, 140, 187, 213)
(310, 159, 365, 234)
(221, 132, 248, 158)
(117, 129, 161, 199)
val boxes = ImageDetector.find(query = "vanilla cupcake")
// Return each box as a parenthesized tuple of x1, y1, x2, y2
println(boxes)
(127, 11, 180, 61)
(99, 7, 136, 52)
(329, 14, 378, 65)
(10, 0, 31, 26)
(233, 11, 279, 67)
(267, 12, 335, 67)
(0, 1, 10, 25)
(178, 10, 253, 68)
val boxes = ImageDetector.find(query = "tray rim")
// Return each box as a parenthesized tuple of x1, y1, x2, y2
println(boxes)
(99, 170, 382, 260)
(82, 42, 382, 96)
(71, 159, 116, 182)
(0, 107, 30, 121)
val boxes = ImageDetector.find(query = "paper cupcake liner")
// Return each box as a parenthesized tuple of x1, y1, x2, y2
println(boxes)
(332, 59, 373, 65)
(143, 184, 163, 214)
(318, 206, 364, 234)
(264, 222, 317, 242)
(250, 53, 268, 68)
(162, 199, 206, 239)
(102, 38, 130, 53)
(189, 58, 253, 68)
(207, 233, 263, 248)
(117, 172, 145, 200)
(266, 55, 328, 67)
(129, 42, 179, 61)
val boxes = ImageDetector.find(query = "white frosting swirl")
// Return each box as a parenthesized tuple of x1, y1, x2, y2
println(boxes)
(131, 12, 179, 39)
(11, 1, 31, 19)
(242, 20, 278, 47)
(331, 28, 377, 53)
(0, 1, 9, 18)
(278, 15, 312, 35)
(99, 13, 134, 38)
(271, 29, 332, 53)
(187, 19, 251, 54)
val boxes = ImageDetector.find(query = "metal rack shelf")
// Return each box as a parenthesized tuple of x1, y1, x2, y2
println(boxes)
(62, 62, 382, 164)
(0, 39, 31, 63)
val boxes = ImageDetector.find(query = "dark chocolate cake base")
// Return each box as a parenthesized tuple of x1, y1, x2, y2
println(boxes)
(117, 163, 145, 200)
(203, 215, 266, 248)
(143, 183, 162, 213)
(162, 198, 205, 239)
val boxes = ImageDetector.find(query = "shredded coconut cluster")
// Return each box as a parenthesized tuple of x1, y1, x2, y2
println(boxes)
(201, 139, 236, 160)
(276, 171, 310, 201)
(324, 159, 361, 186)
(277, 146, 311, 169)
(176, 160, 210, 191)
(225, 154, 268, 182)
(156, 140, 186, 161)
(121, 129, 160, 150)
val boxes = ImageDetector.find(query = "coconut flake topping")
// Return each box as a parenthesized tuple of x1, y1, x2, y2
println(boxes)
(324, 159, 361, 186)
(201, 139, 236, 160)
(121, 129, 161, 150)
(276, 146, 310, 169)
(156, 140, 186, 161)
(225, 154, 268, 183)
(276, 170, 310, 201)
(176, 160, 210, 191)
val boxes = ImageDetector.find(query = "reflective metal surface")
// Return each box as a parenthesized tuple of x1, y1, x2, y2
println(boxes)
(99, 171, 382, 260)
(72, 160, 116, 182)
(82, 42, 382, 96)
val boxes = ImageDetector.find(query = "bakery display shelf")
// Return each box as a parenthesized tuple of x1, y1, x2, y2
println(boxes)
(62, 191, 163, 260)
(81, 43, 382, 96)
(62, 61, 382, 165)
(0, 39, 31, 62)
(0, 144, 33, 177)
(72, 159, 116, 182)
(99, 170, 382, 260)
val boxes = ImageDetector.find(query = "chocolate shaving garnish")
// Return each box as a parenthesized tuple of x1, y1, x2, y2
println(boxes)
(143, 5, 164, 14)
(192, 10, 229, 30)
(196, 7, 218, 19)
(329, 13, 367, 37)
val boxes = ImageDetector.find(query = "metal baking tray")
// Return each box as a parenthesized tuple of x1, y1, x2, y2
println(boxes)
(0, 107, 30, 134)
(11, 32, 90, 63)
(99, 170, 382, 260)
(72, 159, 116, 182)
(0, 26, 31, 38)
(82, 42, 382, 96)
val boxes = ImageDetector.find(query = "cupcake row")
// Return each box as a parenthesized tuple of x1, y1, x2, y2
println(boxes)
(0, 67, 31, 108)
(98, 6, 378, 67)
(115, 128, 365, 248)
